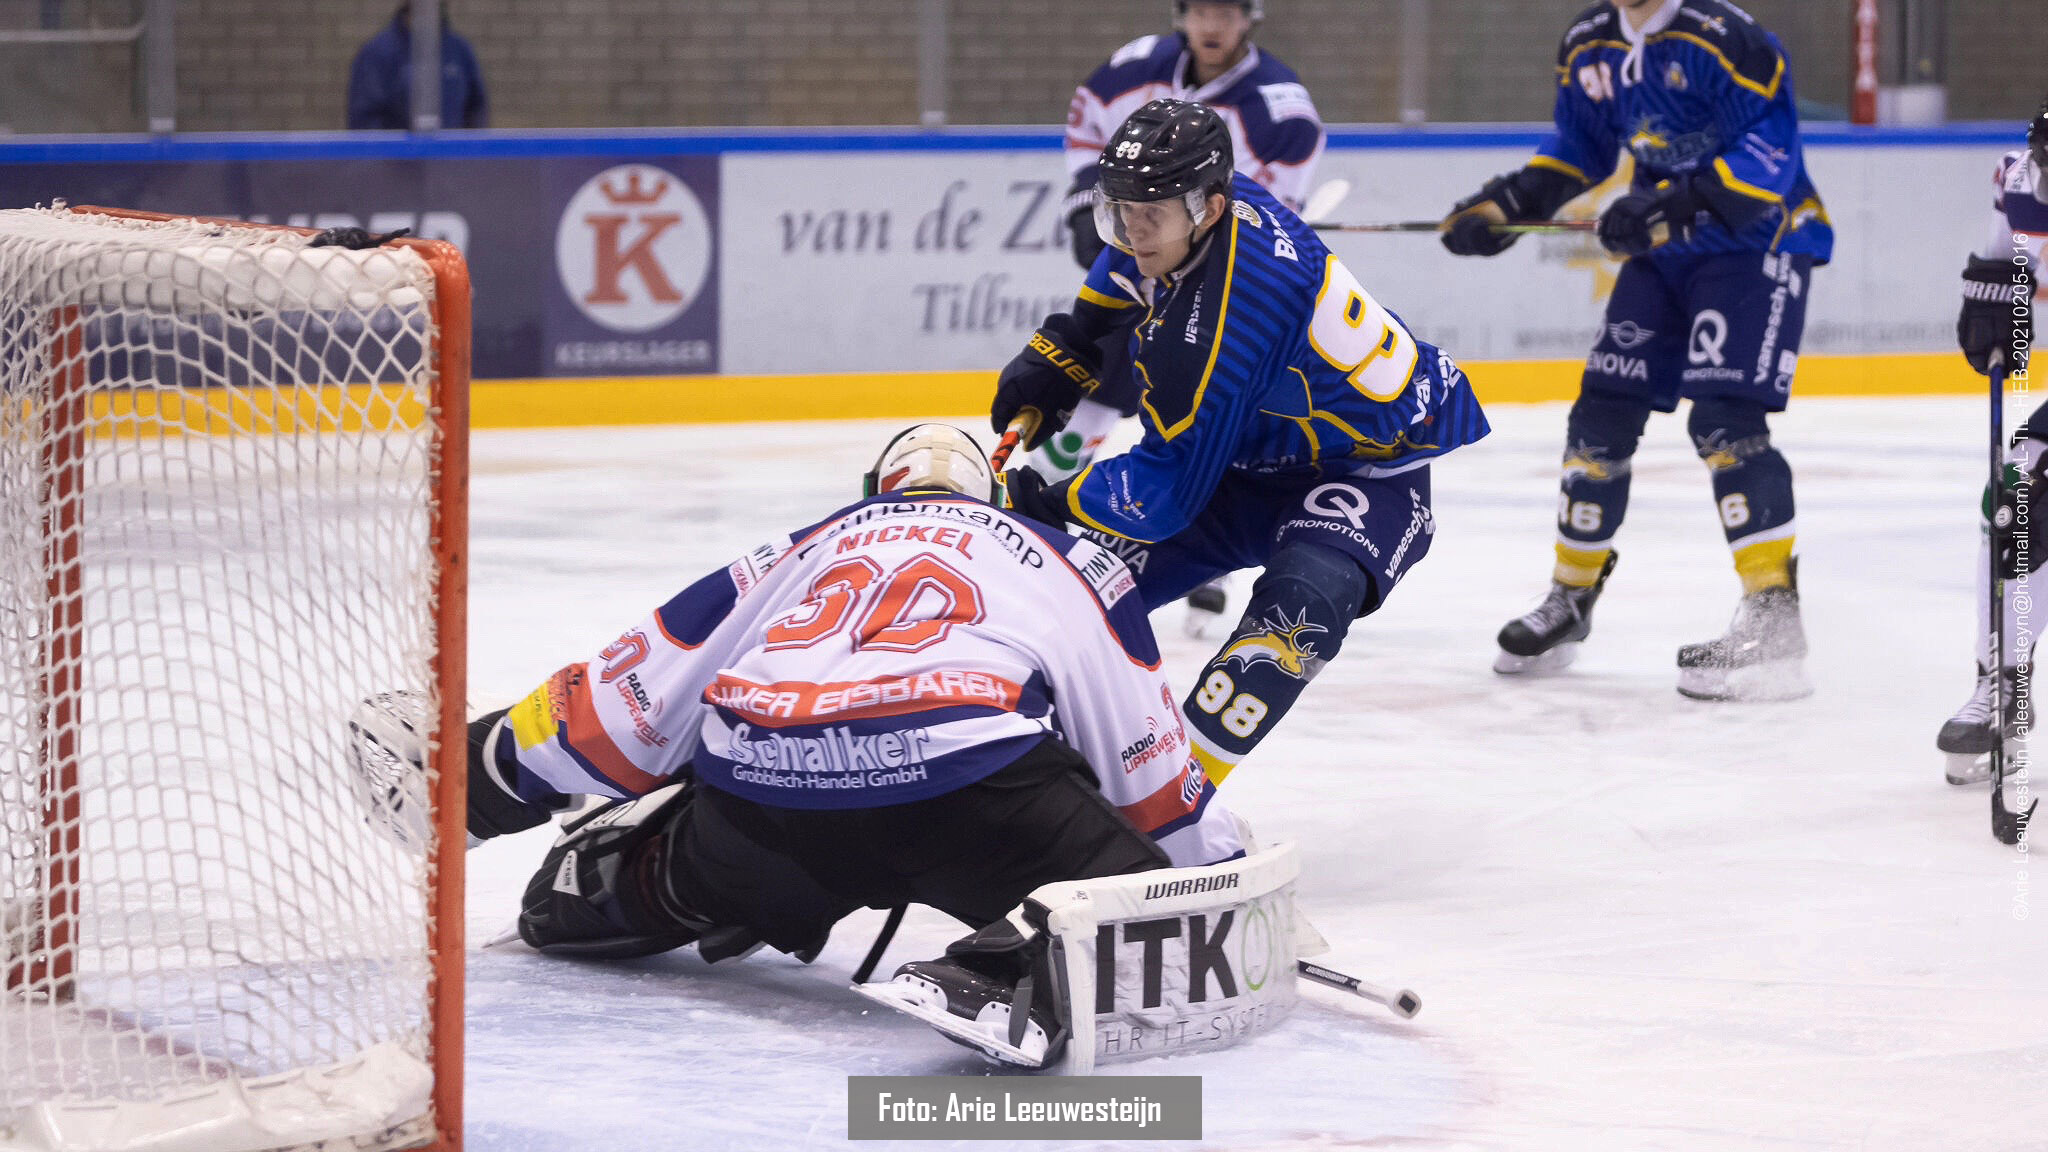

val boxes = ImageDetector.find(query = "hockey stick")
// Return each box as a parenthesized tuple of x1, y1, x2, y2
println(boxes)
(989, 408, 1042, 472)
(1990, 352, 2038, 845)
(1310, 219, 1597, 235)
(1296, 960, 1421, 1019)
(1300, 178, 1352, 225)
(851, 904, 907, 985)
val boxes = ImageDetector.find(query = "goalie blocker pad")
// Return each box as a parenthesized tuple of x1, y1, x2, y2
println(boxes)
(862, 842, 1301, 1073)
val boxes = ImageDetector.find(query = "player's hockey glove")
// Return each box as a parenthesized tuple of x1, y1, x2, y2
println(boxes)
(992, 313, 1105, 450)
(1001, 466, 1072, 529)
(1064, 186, 1108, 269)
(308, 225, 412, 250)
(1959, 255, 2035, 376)
(1597, 176, 1706, 258)
(1441, 165, 1585, 257)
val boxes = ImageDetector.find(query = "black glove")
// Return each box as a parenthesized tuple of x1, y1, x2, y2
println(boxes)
(308, 225, 412, 250)
(1441, 166, 1586, 257)
(1960, 255, 2035, 376)
(1001, 466, 1072, 528)
(991, 313, 1104, 451)
(1597, 178, 1704, 258)
(1068, 204, 1107, 269)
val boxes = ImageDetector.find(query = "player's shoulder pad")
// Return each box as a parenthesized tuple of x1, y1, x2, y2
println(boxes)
(1090, 33, 1179, 91)
(1667, 1, 1785, 96)
(1243, 47, 1305, 88)
(1557, 2, 1617, 68)
(1996, 148, 2030, 192)
(1015, 519, 1159, 664)
(1255, 80, 1320, 127)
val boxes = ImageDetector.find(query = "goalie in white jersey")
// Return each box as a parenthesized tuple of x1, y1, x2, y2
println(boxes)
(421, 426, 1245, 1055)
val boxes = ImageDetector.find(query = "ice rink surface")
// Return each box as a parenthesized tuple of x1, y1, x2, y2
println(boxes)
(459, 396, 2046, 1151)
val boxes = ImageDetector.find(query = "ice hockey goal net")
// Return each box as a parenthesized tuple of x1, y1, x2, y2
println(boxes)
(0, 206, 467, 1152)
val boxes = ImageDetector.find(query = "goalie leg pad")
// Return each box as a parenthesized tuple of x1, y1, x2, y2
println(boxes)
(866, 844, 1304, 1073)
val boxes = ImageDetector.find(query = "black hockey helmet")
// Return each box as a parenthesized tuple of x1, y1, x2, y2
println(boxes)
(2031, 92, 2048, 172)
(1096, 99, 1235, 205)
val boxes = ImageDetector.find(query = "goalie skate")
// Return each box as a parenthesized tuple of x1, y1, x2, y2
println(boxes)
(854, 959, 1056, 1069)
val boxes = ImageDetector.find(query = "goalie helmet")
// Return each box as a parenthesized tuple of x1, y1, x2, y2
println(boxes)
(863, 423, 997, 502)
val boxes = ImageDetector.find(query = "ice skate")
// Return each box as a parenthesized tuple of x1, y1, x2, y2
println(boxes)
(1938, 664, 2031, 785)
(857, 955, 1057, 1068)
(1675, 568, 1812, 702)
(1494, 552, 1617, 674)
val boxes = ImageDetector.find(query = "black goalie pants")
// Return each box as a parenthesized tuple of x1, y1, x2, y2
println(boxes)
(672, 737, 1170, 957)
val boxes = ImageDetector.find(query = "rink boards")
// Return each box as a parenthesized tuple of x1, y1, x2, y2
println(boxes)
(0, 125, 2021, 424)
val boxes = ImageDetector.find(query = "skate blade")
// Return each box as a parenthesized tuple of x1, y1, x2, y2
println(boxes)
(1945, 751, 1994, 786)
(1676, 658, 1813, 702)
(1493, 642, 1580, 676)
(853, 977, 1051, 1068)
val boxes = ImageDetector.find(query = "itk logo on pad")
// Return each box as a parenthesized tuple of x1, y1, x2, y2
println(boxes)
(556, 164, 712, 333)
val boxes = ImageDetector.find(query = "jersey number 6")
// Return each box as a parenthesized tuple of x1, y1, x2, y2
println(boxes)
(763, 553, 987, 654)
(1307, 258, 1420, 403)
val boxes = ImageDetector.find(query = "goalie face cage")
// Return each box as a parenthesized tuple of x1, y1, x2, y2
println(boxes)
(0, 207, 468, 1152)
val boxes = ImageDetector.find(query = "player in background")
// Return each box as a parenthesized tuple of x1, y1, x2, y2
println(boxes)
(1441, 0, 1832, 701)
(1938, 96, 2046, 783)
(353, 425, 1247, 1061)
(1041, 0, 1326, 635)
(991, 100, 1488, 786)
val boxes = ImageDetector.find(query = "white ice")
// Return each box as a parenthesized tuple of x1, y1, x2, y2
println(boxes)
(461, 396, 2046, 1151)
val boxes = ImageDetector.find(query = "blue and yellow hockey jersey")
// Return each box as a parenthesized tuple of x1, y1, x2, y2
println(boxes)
(1538, 0, 1832, 263)
(1061, 175, 1490, 543)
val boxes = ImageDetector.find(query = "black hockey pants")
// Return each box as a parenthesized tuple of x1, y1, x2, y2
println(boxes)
(670, 736, 1170, 957)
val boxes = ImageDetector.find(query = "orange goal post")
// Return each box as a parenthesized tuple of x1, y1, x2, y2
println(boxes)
(0, 205, 467, 1152)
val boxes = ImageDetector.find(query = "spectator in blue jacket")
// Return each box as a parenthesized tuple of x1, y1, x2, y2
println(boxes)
(347, 3, 488, 130)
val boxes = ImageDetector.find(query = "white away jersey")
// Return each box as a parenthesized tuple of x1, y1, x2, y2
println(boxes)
(1981, 149, 2048, 270)
(1066, 35, 1324, 211)
(492, 491, 1244, 869)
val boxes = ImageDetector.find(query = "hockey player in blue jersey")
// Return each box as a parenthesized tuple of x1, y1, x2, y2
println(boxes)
(1441, 0, 1832, 702)
(991, 99, 1488, 784)
(1937, 95, 2047, 783)
(1043, 0, 1328, 635)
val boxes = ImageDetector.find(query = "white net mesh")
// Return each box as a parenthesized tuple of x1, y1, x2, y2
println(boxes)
(0, 208, 451, 1152)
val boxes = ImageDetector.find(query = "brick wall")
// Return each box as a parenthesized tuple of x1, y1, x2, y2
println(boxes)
(1946, 2, 2048, 124)
(5, 0, 2037, 133)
